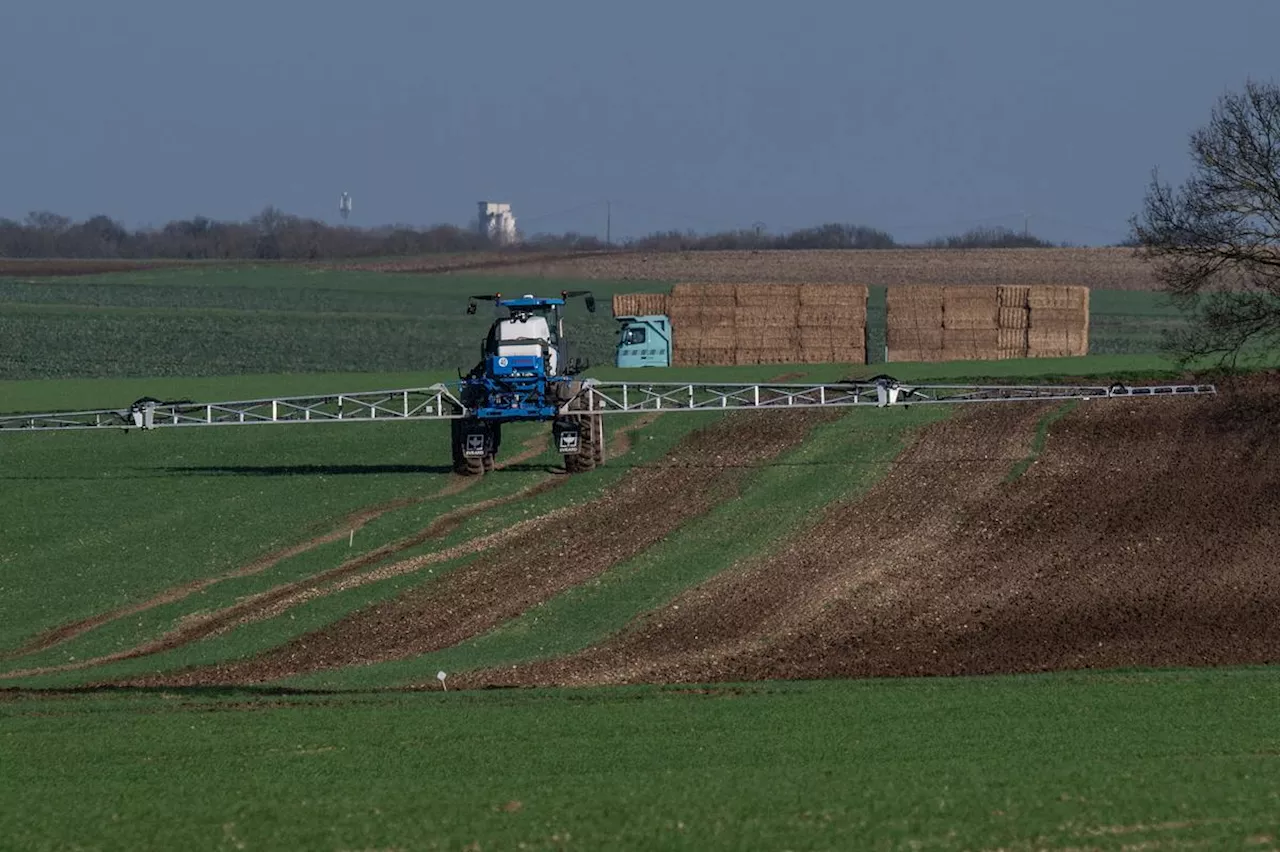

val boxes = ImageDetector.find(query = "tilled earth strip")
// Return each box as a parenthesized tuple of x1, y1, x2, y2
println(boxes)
(459, 378, 1280, 687)
(454, 402, 1050, 688)
(126, 409, 838, 686)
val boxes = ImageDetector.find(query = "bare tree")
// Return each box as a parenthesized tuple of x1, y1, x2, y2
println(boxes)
(1131, 79, 1280, 366)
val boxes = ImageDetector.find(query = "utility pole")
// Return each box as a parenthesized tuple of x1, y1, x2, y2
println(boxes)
(606, 200, 612, 246)
(1023, 211, 1030, 239)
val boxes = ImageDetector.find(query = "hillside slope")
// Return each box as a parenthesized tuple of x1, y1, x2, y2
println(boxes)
(460, 374, 1280, 687)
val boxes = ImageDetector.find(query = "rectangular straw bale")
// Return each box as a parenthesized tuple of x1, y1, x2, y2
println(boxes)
(997, 286, 1031, 308)
(942, 286, 999, 330)
(798, 344, 834, 363)
(697, 347, 735, 366)
(1027, 327, 1088, 354)
(749, 302, 800, 325)
(886, 286, 944, 330)
(734, 305, 795, 328)
(798, 283, 870, 307)
(733, 348, 761, 365)
(611, 293, 669, 316)
(670, 303, 701, 326)
(754, 347, 801, 364)
(1027, 327, 1069, 347)
(741, 326, 800, 346)
(887, 346, 943, 363)
(887, 326, 944, 350)
(672, 282, 736, 308)
(942, 329, 1000, 360)
(1029, 307, 1087, 328)
(830, 345, 867, 364)
(699, 305, 737, 328)
(943, 328, 1000, 348)
(799, 327, 839, 347)
(698, 327, 737, 348)
(639, 293, 669, 316)
(998, 327, 1029, 351)
(998, 306, 1030, 329)
(672, 346, 699, 367)
(698, 282, 739, 301)
(735, 283, 801, 307)
(1027, 285, 1089, 310)
(798, 304, 868, 327)
(670, 283, 713, 304)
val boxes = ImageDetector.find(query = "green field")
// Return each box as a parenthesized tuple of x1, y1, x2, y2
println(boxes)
(6, 670, 1280, 850)
(1, 265, 1269, 850)
(0, 265, 1198, 382)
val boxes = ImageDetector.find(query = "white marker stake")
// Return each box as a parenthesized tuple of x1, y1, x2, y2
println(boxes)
(437, 671, 448, 692)
(349, 529, 354, 548)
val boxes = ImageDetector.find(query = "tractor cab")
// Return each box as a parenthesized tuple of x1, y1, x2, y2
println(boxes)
(465, 290, 597, 384)
(484, 305, 560, 376)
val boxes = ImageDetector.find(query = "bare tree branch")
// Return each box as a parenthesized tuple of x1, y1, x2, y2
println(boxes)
(1131, 79, 1280, 365)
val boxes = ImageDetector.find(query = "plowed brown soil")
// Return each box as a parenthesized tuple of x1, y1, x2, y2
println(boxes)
(457, 376, 1280, 687)
(128, 409, 837, 686)
(348, 248, 1160, 290)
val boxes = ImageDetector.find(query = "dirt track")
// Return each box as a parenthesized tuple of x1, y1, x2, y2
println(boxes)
(129, 409, 837, 686)
(454, 375, 1280, 687)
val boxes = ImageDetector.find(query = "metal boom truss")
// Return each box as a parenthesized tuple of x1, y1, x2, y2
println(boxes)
(0, 379, 1217, 433)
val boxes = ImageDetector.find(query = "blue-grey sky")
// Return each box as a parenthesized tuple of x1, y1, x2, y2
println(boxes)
(3, 0, 1278, 245)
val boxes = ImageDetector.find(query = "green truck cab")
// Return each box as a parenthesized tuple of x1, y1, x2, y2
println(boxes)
(614, 315, 672, 368)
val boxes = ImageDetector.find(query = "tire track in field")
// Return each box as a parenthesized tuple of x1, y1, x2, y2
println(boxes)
(451, 403, 1052, 689)
(1, 417, 657, 680)
(126, 408, 835, 686)
(2, 431, 555, 665)
(461, 377, 1280, 687)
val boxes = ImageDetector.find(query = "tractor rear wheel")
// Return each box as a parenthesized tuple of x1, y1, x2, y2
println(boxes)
(452, 419, 487, 476)
(564, 415, 596, 474)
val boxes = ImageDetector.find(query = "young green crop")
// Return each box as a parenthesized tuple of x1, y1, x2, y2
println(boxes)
(4, 668, 1280, 851)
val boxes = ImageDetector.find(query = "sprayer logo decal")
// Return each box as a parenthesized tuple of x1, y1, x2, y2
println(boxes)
(498, 357, 509, 367)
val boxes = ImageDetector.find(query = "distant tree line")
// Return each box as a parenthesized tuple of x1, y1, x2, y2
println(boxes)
(924, 226, 1063, 249)
(0, 208, 1068, 259)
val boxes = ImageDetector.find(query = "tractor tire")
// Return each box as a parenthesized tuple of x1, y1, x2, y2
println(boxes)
(565, 415, 597, 474)
(482, 453, 496, 473)
(452, 418, 486, 477)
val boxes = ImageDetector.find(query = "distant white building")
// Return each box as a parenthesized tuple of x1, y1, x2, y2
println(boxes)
(478, 201, 518, 245)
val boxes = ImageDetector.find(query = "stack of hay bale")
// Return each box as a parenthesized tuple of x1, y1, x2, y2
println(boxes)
(884, 287, 945, 362)
(664, 282, 867, 365)
(940, 285, 1000, 361)
(611, 292, 669, 317)
(668, 283, 738, 366)
(1026, 285, 1089, 357)
(797, 284, 868, 364)
(735, 284, 799, 365)
(887, 285, 1088, 362)
(996, 286, 1031, 359)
